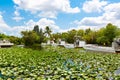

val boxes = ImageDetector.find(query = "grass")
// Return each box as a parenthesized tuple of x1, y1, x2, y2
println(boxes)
(0, 46, 120, 79)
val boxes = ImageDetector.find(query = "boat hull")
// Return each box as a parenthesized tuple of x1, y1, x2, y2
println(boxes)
(83, 44, 115, 53)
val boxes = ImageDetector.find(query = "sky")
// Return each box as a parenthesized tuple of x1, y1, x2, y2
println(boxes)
(0, 0, 120, 36)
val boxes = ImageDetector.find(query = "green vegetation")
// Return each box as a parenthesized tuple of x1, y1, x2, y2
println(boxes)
(21, 25, 46, 50)
(0, 46, 119, 79)
(0, 34, 23, 45)
(0, 23, 120, 79)
(52, 23, 120, 46)
(0, 23, 120, 47)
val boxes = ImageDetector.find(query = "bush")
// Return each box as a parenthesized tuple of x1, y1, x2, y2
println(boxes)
(25, 44, 42, 50)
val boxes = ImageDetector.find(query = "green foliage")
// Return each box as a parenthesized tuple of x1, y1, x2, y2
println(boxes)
(104, 23, 117, 44)
(0, 47, 119, 79)
(61, 32, 68, 41)
(51, 23, 120, 46)
(21, 25, 47, 50)
(97, 36, 109, 45)
(67, 29, 77, 43)
(33, 25, 45, 44)
(21, 31, 39, 46)
(9, 36, 23, 45)
(39, 28, 45, 43)
(0, 33, 23, 45)
(77, 29, 85, 39)
(44, 26, 52, 38)
(96, 28, 105, 37)
(96, 23, 118, 46)
(0, 33, 7, 39)
(85, 28, 91, 35)
(33, 25, 39, 35)
(1, 23, 120, 46)
(84, 31, 97, 44)
(29, 43, 42, 50)
(20, 23, 120, 47)
(58, 29, 78, 43)
(51, 33, 61, 43)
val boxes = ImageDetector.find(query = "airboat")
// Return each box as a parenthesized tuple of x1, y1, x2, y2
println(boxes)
(0, 40, 14, 48)
(83, 38, 120, 53)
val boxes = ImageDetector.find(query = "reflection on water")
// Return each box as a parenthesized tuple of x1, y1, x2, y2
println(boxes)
(64, 44, 74, 48)
(114, 68, 120, 75)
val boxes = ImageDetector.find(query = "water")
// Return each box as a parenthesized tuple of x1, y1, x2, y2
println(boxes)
(64, 44, 74, 48)
(114, 68, 120, 75)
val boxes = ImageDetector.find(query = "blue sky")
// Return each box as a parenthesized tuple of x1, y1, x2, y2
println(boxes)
(0, 0, 120, 36)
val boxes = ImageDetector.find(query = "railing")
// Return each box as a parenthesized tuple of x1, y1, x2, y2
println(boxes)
(0, 43, 14, 46)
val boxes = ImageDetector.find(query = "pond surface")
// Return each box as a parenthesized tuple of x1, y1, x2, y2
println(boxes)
(114, 68, 120, 75)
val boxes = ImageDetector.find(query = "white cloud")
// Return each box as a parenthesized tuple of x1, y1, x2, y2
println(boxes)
(11, 18, 62, 36)
(101, 2, 120, 27)
(0, 12, 2, 15)
(13, 10, 24, 22)
(13, 0, 80, 18)
(26, 18, 60, 33)
(38, 11, 57, 19)
(0, 14, 25, 36)
(103, 3, 120, 21)
(0, 15, 11, 34)
(14, 10, 20, 16)
(13, 18, 63, 36)
(82, 0, 108, 13)
(73, 2, 120, 30)
(12, 16, 24, 22)
(79, 17, 107, 27)
(1, 0, 120, 37)
(0, 13, 62, 36)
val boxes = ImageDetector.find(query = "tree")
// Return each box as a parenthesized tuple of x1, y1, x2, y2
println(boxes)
(44, 26, 52, 38)
(102, 23, 118, 46)
(61, 32, 68, 42)
(21, 25, 46, 50)
(51, 33, 61, 43)
(67, 29, 77, 43)
(97, 36, 109, 46)
(33, 25, 45, 43)
(96, 28, 105, 38)
(85, 28, 91, 35)
(104, 23, 117, 43)
(96, 23, 118, 46)
(83, 31, 97, 44)
(96, 28, 106, 45)
(115, 28, 120, 36)
(9, 36, 23, 45)
(0, 33, 8, 39)
(33, 25, 39, 35)
(21, 31, 39, 46)
(39, 28, 45, 43)
(77, 29, 84, 37)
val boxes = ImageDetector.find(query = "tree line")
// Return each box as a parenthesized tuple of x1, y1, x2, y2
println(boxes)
(21, 23, 120, 47)
(0, 23, 120, 49)
(51, 23, 120, 46)
(0, 33, 23, 45)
